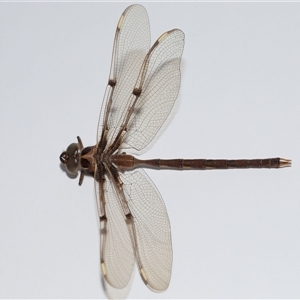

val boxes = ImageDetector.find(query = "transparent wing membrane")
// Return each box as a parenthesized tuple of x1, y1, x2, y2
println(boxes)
(97, 5, 150, 147)
(120, 169, 172, 291)
(96, 176, 135, 289)
(121, 30, 184, 152)
(95, 4, 183, 292)
(59, 3, 291, 294)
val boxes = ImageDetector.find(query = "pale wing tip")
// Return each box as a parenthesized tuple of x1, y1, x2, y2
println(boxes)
(101, 262, 107, 276)
(279, 158, 292, 168)
(140, 267, 170, 292)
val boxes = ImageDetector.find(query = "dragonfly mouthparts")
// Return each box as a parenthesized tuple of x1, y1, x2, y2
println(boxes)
(59, 151, 69, 164)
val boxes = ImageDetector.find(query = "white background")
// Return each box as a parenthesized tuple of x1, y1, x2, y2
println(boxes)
(1, 2, 299, 299)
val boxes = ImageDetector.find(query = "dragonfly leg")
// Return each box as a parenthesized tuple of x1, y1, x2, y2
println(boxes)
(78, 170, 85, 186)
(77, 136, 84, 149)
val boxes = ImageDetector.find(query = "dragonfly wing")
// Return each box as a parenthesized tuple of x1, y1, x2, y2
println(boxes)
(119, 169, 172, 292)
(107, 29, 185, 153)
(97, 5, 151, 148)
(95, 176, 135, 289)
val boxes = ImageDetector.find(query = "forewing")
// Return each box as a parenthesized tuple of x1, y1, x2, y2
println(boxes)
(108, 29, 185, 153)
(120, 169, 172, 292)
(97, 5, 150, 147)
(95, 177, 135, 289)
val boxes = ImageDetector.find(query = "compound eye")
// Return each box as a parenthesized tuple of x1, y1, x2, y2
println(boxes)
(60, 143, 80, 174)
(66, 143, 79, 156)
(66, 156, 79, 174)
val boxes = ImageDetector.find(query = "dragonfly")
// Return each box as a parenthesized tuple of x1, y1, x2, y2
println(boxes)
(60, 4, 291, 293)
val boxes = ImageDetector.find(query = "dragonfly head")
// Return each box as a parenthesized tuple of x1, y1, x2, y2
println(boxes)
(60, 142, 81, 175)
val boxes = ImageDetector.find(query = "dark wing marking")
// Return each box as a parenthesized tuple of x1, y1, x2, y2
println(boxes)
(120, 169, 172, 292)
(96, 176, 135, 289)
(95, 4, 151, 288)
(95, 5, 184, 292)
(97, 5, 151, 150)
(107, 29, 185, 154)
